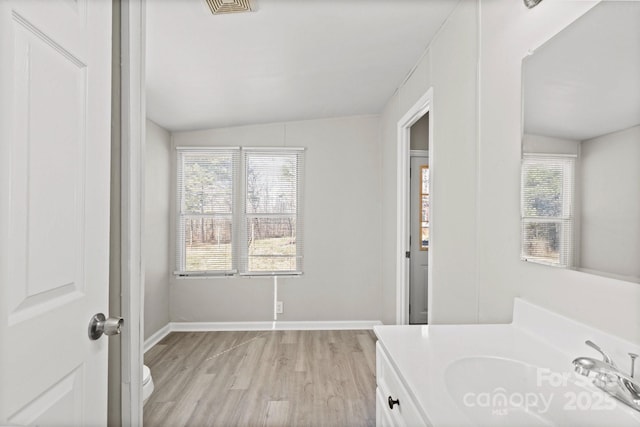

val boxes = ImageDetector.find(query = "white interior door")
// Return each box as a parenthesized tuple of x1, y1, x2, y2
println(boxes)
(409, 155, 428, 324)
(0, 0, 112, 425)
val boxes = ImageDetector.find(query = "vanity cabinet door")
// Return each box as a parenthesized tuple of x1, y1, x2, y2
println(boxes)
(376, 342, 428, 426)
(376, 387, 397, 427)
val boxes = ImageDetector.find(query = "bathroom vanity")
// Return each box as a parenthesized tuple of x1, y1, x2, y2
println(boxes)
(374, 299, 640, 426)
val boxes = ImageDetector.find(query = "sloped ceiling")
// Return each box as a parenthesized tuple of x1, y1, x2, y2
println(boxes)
(146, 0, 459, 131)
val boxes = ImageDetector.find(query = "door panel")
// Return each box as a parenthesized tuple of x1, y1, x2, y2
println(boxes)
(9, 12, 87, 323)
(8, 367, 84, 426)
(409, 156, 428, 324)
(0, 0, 112, 425)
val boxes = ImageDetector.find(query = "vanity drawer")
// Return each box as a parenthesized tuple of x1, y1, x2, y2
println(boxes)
(376, 342, 427, 426)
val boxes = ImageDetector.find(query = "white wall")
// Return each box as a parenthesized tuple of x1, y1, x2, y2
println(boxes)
(144, 119, 171, 339)
(478, 0, 640, 343)
(410, 113, 429, 151)
(579, 125, 640, 281)
(380, 1, 479, 325)
(522, 134, 580, 155)
(169, 115, 382, 322)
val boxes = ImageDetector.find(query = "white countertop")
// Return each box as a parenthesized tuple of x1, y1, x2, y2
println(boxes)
(374, 298, 640, 426)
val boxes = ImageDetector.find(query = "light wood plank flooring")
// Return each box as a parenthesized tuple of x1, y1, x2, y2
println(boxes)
(144, 330, 377, 427)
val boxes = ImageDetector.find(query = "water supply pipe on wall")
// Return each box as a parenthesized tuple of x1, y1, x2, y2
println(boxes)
(273, 276, 278, 321)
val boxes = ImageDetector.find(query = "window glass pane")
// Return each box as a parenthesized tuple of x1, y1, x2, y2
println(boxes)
(421, 226, 429, 249)
(522, 161, 564, 217)
(183, 154, 233, 214)
(248, 256, 297, 272)
(421, 195, 429, 223)
(246, 217, 297, 272)
(522, 221, 561, 264)
(246, 153, 297, 214)
(420, 165, 429, 250)
(183, 216, 233, 271)
(421, 166, 429, 194)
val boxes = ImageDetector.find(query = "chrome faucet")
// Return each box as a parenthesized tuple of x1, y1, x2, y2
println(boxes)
(572, 340, 640, 412)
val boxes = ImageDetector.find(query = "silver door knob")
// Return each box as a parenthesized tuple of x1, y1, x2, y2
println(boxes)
(88, 313, 124, 340)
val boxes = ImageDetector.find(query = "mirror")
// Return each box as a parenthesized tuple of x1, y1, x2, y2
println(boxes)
(521, 2, 640, 283)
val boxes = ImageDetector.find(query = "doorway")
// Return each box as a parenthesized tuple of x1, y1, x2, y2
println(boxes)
(409, 114, 429, 324)
(396, 88, 433, 325)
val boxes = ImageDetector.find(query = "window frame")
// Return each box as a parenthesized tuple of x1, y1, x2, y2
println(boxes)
(239, 148, 304, 276)
(175, 147, 240, 276)
(174, 146, 304, 278)
(419, 164, 429, 251)
(520, 154, 575, 268)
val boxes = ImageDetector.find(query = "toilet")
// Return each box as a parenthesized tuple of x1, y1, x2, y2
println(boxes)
(142, 365, 154, 404)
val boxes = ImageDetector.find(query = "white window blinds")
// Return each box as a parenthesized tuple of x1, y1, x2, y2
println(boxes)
(175, 147, 304, 277)
(241, 148, 304, 275)
(521, 154, 575, 267)
(176, 148, 240, 275)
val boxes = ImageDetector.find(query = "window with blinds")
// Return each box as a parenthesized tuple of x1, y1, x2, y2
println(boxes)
(520, 154, 575, 267)
(241, 149, 304, 275)
(176, 148, 240, 275)
(175, 147, 304, 277)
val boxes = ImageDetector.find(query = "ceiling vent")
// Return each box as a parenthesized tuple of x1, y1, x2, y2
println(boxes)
(205, 0, 253, 15)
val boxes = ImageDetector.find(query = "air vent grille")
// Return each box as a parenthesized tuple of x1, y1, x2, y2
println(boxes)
(205, 0, 253, 15)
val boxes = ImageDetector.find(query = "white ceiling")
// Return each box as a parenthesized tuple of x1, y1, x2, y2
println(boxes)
(145, 0, 459, 132)
(523, 1, 640, 141)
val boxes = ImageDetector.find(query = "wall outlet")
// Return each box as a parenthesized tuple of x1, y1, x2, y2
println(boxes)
(276, 301, 284, 314)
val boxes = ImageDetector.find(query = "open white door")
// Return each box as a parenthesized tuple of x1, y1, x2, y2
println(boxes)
(0, 0, 113, 425)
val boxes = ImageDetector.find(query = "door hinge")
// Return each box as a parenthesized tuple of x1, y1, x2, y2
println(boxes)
(405, 251, 410, 259)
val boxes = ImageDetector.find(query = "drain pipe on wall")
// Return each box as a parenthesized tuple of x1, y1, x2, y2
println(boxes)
(273, 276, 278, 322)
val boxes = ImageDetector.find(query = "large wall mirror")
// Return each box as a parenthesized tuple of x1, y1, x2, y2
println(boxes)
(521, 1, 640, 283)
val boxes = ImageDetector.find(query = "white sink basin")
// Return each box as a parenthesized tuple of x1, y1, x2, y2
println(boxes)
(445, 356, 640, 426)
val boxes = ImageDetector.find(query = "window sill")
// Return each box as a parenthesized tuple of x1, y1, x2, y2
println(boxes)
(173, 272, 303, 280)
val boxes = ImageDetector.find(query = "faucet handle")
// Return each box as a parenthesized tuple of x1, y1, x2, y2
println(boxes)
(629, 353, 638, 378)
(585, 340, 616, 367)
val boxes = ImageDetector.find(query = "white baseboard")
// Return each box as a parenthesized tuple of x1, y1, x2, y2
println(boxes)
(143, 324, 171, 353)
(171, 320, 382, 332)
(144, 320, 381, 353)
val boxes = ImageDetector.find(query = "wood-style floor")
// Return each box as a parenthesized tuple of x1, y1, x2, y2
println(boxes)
(143, 330, 377, 427)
